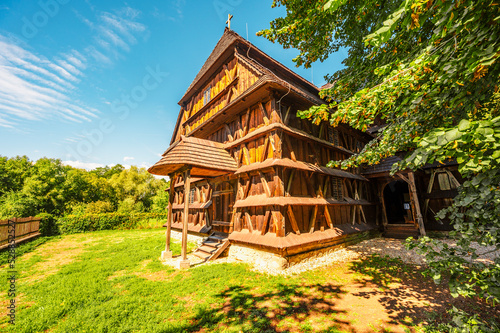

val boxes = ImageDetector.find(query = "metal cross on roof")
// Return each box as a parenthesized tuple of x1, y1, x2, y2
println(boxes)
(226, 14, 233, 30)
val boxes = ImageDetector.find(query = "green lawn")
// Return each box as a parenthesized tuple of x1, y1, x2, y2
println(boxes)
(0, 229, 495, 332)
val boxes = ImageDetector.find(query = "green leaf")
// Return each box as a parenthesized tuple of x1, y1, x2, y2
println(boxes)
(458, 119, 471, 131)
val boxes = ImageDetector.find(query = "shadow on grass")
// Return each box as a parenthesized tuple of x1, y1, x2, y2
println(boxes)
(161, 283, 350, 333)
(349, 255, 500, 327)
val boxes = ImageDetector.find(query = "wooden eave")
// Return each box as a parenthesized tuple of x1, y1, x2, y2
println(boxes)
(233, 194, 371, 208)
(149, 136, 238, 177)
(228, 223, 378, 256)
(224, 122, 354, 155)
(235, 158, 367, 181)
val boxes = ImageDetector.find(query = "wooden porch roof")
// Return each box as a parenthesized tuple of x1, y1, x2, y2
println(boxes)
(148, 136, 237, 177)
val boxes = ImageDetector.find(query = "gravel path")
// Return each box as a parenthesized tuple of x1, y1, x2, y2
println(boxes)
(236, 238, 500, 276)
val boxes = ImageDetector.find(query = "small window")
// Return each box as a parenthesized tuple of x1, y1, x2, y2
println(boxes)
(203, 86, 211, 105)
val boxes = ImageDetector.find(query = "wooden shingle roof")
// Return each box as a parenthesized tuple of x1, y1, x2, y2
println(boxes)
(148, 136, 237, 177)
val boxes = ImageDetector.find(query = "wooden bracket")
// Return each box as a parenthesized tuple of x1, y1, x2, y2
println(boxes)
(286, 205, 301, 235)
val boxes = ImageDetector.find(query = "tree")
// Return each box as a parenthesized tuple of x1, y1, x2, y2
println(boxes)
(259, 0, 500, 304)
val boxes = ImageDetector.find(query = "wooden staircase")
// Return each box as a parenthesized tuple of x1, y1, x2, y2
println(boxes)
(383, 224, 420, 239)
(192, 232, 230, 262)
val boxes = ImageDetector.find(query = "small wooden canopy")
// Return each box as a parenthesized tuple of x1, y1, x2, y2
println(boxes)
(148, 136, 238, 177)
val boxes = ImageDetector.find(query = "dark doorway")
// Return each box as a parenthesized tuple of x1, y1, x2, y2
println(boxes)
(383, 180, 412, 224)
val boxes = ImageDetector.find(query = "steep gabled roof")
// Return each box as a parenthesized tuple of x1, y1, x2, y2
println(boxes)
(170, 28, 324, 145)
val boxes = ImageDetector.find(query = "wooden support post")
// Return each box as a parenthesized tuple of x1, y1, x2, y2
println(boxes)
(422, 170, 436, 224)
(261, 211, 271, 235)
(180, 168, 191, 269)
(245, 212, 254, 232)
(262, 137, 270, 162)
(224, 123, 234, 142)
(162, 174, 175, 260)
(283, 106, 291, 125)
(286, 169, 295, 197)
(272, 210, 285, 237)
(244, 108, 251, 136)
(408, 172, 426, 236)
(259, 102, 270, 125)
(284, 135, 297, 162)
(259, 171, 272, 197)
(236, 212, 243, 231)
(324, 206, 333, 229)
(286, 205, 301, 235)
(309, 205, 318, 233)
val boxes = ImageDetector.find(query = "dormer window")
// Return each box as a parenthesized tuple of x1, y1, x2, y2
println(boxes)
(203, 86, 211, 105)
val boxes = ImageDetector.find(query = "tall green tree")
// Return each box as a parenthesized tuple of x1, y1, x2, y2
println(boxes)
(260, 0, 500, 303)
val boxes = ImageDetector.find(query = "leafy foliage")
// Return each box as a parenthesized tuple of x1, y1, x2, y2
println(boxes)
(57, 212, 168, 234)
(260, 0, 500, 303)
(0, 156, 168, 220)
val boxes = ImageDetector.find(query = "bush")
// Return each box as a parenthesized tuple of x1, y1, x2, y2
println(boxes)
(37, 213, 60, 236)
(57, 212, 169, 234)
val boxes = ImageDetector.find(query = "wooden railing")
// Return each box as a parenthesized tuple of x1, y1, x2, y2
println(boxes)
(0, 217, 41, 250)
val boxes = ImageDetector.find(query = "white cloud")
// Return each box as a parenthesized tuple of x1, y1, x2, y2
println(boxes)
(0, 35, 99, 127)
(123, 156, 135, 162)
(62, 160, 105, 170)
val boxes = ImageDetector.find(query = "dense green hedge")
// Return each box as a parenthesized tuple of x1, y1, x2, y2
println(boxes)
(57, 212, 169, 234)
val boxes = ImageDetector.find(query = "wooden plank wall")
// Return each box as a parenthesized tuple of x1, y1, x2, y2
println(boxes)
(181, 59, 261, 136)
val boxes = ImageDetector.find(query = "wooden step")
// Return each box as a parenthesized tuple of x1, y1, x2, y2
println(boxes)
(197, 245, 217, 254)
(208, 235, 227, 243)
(203, 240, 220, 248)
(193, 251, 211, 259)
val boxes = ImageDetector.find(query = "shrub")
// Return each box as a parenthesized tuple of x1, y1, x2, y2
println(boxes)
(57, 212, 168, 234)
(37, 213, 60, 236)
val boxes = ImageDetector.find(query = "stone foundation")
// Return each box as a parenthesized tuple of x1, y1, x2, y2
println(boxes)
(228, 230, 380, 271)
(169, 230, 205, 247)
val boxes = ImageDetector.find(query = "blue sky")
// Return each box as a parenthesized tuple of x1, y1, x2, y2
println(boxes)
(0, 0, 346, 171)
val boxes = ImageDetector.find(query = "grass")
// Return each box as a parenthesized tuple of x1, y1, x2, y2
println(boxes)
(1, 229, 497, 332)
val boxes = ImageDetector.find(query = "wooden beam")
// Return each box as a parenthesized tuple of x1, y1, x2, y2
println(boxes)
(259, 171, 271, 197)
(306, 172, 316, 198)
(269, 135, 276, 153)
(244, 107, 251, 136)
(181, 168, 191, 262)
(261, 211, 271, 235)
(259, 102, 270, 125)
(286, 169, 295, 197)
(262, 136, 270, 162)
(323, 177, 329, 198)
(359, 205, 367, 223)
(245, 211, 254, 232)
(408, 172, 426, 236)
(445, 169, 461, 188)
(284, 135, 297, 162)
(286, 205, 301, 235)
(244, 177, 251, 198)
(351, 205, 356, 225)
(243, 144, 251, 165)
(324, 206, 333, 229)
(224, 123, 234, 142)
(423, 170, 436, 224)
(235, 212, 242, 232)
(283, 106, 291, 125)
(272, 211, 284, 237)
(165, 174, 176, 253)
(309, 205, 318, 233)
(319, 122, 325, 140)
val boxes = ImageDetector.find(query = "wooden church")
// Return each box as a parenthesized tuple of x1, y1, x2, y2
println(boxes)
(149, 27, 461, 268)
